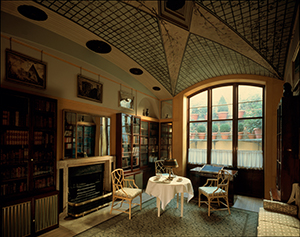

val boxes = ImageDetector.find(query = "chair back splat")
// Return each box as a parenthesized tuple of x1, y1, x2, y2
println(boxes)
(110, 168, 142, 219)
(198, 169, 231, 216)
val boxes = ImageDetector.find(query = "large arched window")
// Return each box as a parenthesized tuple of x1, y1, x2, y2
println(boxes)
(188, 84, 264, 169)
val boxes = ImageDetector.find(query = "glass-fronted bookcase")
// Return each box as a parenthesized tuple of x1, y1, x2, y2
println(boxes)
(0, 88, 59, 236)
(116, 113, 140, 171)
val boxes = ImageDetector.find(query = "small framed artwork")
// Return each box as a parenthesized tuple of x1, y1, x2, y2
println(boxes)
(119, 90, 134, 110)
(77, 74, 103, 103)
(6, 49, 47, 89)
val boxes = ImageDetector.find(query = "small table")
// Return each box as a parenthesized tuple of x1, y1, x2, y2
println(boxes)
(145, 176, 194, 217)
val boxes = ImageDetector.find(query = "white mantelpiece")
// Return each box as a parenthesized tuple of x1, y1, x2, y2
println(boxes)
(57, 156, 115, 218)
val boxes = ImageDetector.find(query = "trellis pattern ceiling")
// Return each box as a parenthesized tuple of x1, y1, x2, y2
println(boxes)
(13, 1, 300, 97)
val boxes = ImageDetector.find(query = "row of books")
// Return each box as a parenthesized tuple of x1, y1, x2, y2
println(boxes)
(2, 130, 29, 145)
(33, 164, 53, 176)
(34, 100, 55, 113)
(32, 151, 54, 160)
(34, 176, 54, 189)
(1, 166, 27, 180)
(0, 148, 29, 164)
(34, 132, 54, 145)
(34, 115, 54, 128)
(2, 111, 29, 127)
(1, 182, 27, 196)
(140, 137, 148, 145)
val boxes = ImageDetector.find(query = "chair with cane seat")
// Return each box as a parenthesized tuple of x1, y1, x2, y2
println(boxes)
(198, 169, 231, 216)
(110, 168, 142, 219)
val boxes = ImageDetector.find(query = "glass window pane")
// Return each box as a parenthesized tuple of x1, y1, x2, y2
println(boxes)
(188, 122, 207, 164)
(190, 91, 207, 121)
(211, 121, 232, 166)
(239, 86, 263, 118)
(212, 86, 233, 120)
(238, 119, 263, 169)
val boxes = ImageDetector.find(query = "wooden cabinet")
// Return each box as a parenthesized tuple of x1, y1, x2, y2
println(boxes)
(276, 95, 300, 201)
(116, 113, 140, 171)
(141, 120, 159, 165)
(160, 122, 172, 158)
(0, 88, 58, 236)
(140, 121, 149, 167)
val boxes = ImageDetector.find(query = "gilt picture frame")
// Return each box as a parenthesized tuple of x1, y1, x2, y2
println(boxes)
(77, 74, 103, 103)
(5, 49, 47, 89)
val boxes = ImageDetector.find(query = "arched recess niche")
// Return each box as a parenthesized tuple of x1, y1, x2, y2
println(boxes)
(138, 97, 159, 118)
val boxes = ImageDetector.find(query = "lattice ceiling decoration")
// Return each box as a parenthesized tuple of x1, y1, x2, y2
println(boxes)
(26, 0, 299, 97)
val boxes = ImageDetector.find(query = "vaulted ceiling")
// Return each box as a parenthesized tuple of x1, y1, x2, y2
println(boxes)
(1, 1, 298, 99)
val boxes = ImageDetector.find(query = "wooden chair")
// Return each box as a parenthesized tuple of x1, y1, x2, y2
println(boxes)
(155, 160, 174, 175)
(110, 168, 142, 219)
(198, 169, 231, 216)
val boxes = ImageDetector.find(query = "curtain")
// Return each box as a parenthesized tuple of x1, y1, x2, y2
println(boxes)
(211, 150, 233, 166)
(188, 148, 263, 169)
(188, 148, 207, 164)
(238, 150, 263, 169)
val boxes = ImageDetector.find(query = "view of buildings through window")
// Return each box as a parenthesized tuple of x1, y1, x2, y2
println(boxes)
(188, 84, 263, 169)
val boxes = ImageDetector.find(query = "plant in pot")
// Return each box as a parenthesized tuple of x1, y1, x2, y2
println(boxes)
(190, 107, 199, 121)
(244, 119, 257, 139)
(238, 122, 244, 139)
(217, 96, 229, 119)
(189, 123, 197, 139)
(197, 124, 206, 139)
(199, 106, 207, 120)
(220, 123, 231, 139)
(252, 119, 262, 138)
(238, 104, 245, 118)
(212, 124, 218, 139)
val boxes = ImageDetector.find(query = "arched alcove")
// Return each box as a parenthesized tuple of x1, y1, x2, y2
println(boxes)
(138, 97, 159, 118)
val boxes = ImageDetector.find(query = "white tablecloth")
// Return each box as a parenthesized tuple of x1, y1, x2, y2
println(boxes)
(145, 176, 194, 210)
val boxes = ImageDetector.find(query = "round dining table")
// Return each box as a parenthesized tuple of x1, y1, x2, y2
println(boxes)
(145, 175, 194, 217)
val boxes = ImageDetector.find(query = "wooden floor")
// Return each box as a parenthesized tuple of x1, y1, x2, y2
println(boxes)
(41, 194, 263, 237)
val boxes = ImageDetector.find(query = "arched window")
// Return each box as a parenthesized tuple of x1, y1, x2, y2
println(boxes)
(188, 84, 264, 169)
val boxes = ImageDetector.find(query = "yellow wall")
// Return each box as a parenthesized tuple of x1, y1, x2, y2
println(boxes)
(172, 75, 284, 199)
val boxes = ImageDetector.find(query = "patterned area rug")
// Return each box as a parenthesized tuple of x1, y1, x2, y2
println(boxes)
(76, 197, 258, 237)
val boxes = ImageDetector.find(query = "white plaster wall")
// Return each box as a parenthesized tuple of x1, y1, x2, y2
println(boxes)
(1, 33, 160, 118)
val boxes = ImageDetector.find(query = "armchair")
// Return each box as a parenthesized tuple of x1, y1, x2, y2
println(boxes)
(110, 168, 142, 219)
(198, 169, 231, 216)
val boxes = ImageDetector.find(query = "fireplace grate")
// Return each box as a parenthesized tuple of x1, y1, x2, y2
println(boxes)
(68, 164, 111, 217)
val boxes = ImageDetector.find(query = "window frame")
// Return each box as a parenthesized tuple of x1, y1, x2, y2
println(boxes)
(187, 83, 265, 169)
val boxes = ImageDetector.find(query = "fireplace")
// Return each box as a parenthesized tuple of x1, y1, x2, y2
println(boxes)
(58, 156, 115, 218)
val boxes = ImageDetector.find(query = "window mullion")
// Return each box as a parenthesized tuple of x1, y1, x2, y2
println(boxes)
(207, 89, 212, 164)
(233, 84, 238, 168)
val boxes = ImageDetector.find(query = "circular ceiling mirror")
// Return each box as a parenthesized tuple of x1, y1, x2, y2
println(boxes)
(18, 5, 48, 21)
(129, 68, 143, 75)
(86, 40, 112, 54)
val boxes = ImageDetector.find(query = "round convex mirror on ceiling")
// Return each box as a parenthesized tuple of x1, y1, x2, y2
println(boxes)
(129, 68, 143, 75)
(86, 40, 112, 54)
(18, 5, 48, 21)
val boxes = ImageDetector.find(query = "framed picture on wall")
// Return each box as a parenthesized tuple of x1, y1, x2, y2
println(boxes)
(5, 49, 47, 89)
(119, 90, 134, 111)
(77, 74, 103, 103)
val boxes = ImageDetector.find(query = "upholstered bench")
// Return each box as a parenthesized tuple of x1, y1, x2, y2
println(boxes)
(257, 199, 300, 236)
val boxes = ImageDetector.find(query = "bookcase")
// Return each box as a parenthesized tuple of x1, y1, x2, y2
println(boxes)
(116, 113, 140, 172)
(276, 95, 300, 201)
(160, 122, 173, 159)
(140, 120, 149, 167)
(1, 88, 58, 236)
